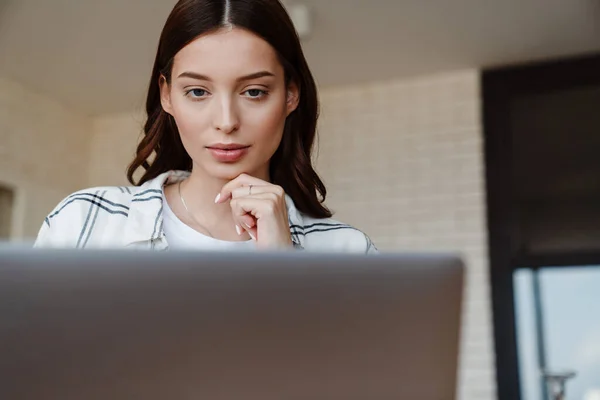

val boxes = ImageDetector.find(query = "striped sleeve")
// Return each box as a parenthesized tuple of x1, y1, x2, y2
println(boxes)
(33, 196, 84, 248)
(33, 220, 52, 248)
(365, 233, 379, 254)
(34, 189, 127, 248)
(33, 211, 79, 248)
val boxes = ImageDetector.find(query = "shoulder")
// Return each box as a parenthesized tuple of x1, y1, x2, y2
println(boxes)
(46, 185, 136, 223)
(34, 171, 184, 248)
(34, 185, 143, 248)
(291, 214, 378, 254)
(285, 195, 377, 253)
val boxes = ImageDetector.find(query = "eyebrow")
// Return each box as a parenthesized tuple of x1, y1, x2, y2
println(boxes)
(177, 71, 275, 82)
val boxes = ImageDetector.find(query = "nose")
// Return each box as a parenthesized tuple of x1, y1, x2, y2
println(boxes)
(212, 95, 240, 134)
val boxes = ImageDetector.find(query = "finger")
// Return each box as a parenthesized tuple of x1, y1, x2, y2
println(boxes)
(230, 196, 288, 244)
(234, 220, 257, 240)
(230, 201, 258, 240)
(243, 225, 258, 241)
(230, 184, 270, 200)
(231, 185, 286, 201)
(216, 174, 269, 203)
(231, 195, 281, 234)
(239, 214, 256, 231)
(230, 197, 266, 220)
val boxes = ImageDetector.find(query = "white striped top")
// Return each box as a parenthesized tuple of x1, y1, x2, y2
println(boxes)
(34, 170, 378, 253)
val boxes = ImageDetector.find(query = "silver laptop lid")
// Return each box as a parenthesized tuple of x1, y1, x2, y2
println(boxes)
(0, 250, 463, 400)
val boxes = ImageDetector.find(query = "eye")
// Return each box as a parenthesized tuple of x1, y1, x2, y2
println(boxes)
(186, 88, 208, 98)
(244, 89, 268, 99)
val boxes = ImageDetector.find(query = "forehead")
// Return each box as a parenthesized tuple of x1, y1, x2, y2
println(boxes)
(171, 27, 283, 79)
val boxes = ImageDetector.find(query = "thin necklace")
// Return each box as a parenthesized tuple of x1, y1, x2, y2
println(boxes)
(178, 180, 215, 238)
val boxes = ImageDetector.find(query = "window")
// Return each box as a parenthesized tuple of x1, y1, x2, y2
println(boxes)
(514, 267, 600, 400)
(483, 53, 600, 400)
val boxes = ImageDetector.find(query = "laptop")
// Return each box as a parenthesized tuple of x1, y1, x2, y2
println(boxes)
(0, 249, 463, 400)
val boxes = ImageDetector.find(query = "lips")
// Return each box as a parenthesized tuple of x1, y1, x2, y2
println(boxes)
(206, 144, 250, 151)
(206, 144, 250, 163)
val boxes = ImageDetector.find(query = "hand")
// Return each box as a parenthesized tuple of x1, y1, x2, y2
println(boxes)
(216, 174, 293, 250)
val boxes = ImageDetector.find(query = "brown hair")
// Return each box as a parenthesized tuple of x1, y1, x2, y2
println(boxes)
(127, 0, 331, 218)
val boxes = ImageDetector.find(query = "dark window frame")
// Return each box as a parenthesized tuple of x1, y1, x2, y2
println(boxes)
(483, 53, 600, 400)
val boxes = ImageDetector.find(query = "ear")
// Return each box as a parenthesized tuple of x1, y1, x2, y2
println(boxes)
(159, 75, 174, 116)
(285, 82, 300, 116)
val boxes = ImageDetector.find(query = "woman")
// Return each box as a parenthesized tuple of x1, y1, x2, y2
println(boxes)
(35, 0, 377, 253)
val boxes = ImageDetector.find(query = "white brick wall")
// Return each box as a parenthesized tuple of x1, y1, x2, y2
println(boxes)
(88, 110, 144, 187)
(0, 77, 92, 238)
(316, 70, 496, 400)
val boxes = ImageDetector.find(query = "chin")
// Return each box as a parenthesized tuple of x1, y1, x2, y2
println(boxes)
(206, 163, 256, 180)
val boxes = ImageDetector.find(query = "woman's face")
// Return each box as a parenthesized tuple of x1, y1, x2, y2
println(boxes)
(160, 27, 299, 181)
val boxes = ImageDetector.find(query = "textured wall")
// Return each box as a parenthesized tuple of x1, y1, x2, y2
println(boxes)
(315, 70, 496, 400)
(88, 111, 145, 187)
(0, 77, 92, 239)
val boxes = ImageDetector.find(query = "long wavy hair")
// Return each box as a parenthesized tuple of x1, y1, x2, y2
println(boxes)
(126, 0, 331, 218)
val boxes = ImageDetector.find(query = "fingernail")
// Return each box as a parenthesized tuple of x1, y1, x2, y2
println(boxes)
(235, 225, 241, 235)
(248, 232, 256, 241)
(214, 193, 221, 203)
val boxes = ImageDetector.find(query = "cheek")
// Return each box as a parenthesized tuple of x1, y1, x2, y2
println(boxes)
(170, 98, 210, 139)
(244, 102, 287, 146)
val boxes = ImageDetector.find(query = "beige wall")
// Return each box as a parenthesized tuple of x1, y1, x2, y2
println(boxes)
(88, 111, 144, 187)
(0, 77, 92, 239)
(316, 70, 495, 400)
